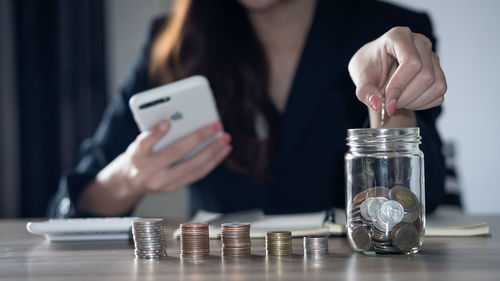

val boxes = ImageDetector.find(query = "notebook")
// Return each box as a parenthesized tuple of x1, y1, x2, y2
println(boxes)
(173, 209, 490, 239)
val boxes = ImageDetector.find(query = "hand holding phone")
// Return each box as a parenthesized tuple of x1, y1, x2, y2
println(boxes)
(78, 76, 232, 216)
(116, 120, 232, 194)
(124, 75, 232, 192)
(129, 75, 222, 157)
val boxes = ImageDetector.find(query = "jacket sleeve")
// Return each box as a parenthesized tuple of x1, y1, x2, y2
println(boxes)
(47, 17, 167, 218)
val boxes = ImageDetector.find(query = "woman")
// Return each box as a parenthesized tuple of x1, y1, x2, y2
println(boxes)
(49, 0, 447, 218)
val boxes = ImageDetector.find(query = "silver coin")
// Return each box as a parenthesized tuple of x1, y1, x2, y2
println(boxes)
(370, 227, 391, 242)
(133, 232, 165, 237)
(132, 218, 168, 260)
(132, 228, 165, 233)
(368, 197, 388, 219)
(134, 240, 166, 245)
(402, 210, 419, 223)
(303, 236, 329, 256)
(378, 200, 405, 225)
(372, 217, 391, 232)
(360, 197, 387, 221)
(360, 198, 373, 221)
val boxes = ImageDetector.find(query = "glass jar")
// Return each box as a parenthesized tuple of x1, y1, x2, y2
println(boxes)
(345, 128, 425, 255)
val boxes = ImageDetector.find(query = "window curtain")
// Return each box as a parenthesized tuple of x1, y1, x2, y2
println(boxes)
(0, 0, 20, 218)
(0, 0, 108, 217)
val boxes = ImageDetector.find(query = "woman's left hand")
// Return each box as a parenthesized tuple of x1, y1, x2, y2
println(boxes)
(348, 26, 447, 120)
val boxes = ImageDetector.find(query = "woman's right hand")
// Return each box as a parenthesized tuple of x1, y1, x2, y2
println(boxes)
(78, 120, 231, 216)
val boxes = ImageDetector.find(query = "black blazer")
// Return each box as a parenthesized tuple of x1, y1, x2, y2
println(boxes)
(49, 0, 445, 217)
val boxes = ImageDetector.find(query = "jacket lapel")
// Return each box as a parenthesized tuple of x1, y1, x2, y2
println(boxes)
(272, 0, 351, 168)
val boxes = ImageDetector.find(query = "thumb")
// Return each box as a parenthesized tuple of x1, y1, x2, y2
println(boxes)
(135, 120, 171, 155)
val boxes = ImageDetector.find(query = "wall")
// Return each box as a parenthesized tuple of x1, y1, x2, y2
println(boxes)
(106, 0, 500, 216)
(383, 0, 500, 214)
(0, 0, 20, 217)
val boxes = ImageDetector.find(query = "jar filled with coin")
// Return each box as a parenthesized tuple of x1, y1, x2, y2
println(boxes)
(345, 128, 425, 255)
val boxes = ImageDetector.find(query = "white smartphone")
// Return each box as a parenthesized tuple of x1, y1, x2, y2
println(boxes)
(129, 75, 221, 161)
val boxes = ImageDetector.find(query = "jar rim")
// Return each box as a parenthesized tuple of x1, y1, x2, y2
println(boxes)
(347, 127, 421, 146)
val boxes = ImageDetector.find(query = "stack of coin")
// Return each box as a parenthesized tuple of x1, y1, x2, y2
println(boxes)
(303, 236, 328, 256)
(132, 218, 167, 260)
(180, 223, 210, 258)
(220, 223, 251, 257)
(347, 185, 422, 253)
(265, 231, 292, 256)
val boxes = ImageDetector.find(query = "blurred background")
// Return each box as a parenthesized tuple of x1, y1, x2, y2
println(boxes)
(1, 0, 499, 218)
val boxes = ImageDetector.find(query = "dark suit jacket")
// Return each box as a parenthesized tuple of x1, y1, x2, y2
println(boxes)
(48, 0, 445, 217)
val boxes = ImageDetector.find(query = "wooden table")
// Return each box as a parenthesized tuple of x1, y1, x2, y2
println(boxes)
(1, 211, 499, 281)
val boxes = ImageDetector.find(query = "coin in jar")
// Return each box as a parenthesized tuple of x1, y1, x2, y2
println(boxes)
(370, 227, 391, 242)
(350, 226, 372, 251)
(412, 217, 423, 233)
(365, 186, 391, 199)
(378, 200, 405, 226)
(352, 189, 369, 206)
(391, 222, 419, 252)
(402, 210, 419, 223)
(389, 185, 419, 212)
(360, 197, 387, 222)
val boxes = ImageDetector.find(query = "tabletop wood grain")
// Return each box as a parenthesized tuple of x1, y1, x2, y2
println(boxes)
(1, 210, 499, 281)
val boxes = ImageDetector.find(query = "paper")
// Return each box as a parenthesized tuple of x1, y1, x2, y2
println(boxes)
(173, 209, 490, 239)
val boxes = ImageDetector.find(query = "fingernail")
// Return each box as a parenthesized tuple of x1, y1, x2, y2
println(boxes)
(386, 99, 397, 116)
(219, 134, 231, 145)
(159, 120, 170, 132)
(369, 95, 381, 111)
(223, 145, 232, 154)
(211, 122, 223, 133)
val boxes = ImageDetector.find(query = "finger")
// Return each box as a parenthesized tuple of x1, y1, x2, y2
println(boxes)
(144, 168, 170, 193)
(147, 133, 231, 192)
(134, 120, 171, 156)
(413, 95, 445, 111)
(151, 122, 223, 168)
(396, 33, 435, 108)
(165, 133, 230, 185)
(164, 139, 232, 193)
(406, 53, 447, 110)
(383, 27, 423, 115)
(352, 66, 384, 111)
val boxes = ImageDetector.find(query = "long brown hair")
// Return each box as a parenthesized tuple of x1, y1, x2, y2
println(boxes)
(150, 0, 281, 180)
